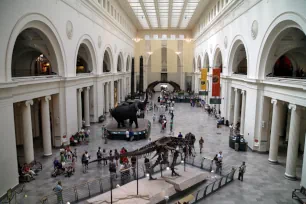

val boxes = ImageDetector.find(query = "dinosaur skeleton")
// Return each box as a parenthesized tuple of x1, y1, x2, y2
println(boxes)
(90, 134, 196, 180)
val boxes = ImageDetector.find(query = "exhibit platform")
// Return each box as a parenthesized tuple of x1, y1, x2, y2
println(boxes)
(106, 118, 151, 140)
(86, 165, 209, 204)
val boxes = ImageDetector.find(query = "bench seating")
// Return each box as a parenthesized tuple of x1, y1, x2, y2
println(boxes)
(292, 186, 306, 203)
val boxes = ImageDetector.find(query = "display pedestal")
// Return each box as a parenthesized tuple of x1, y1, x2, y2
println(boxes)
(106, 119, 151, 140)
(87, 165, 209, 204)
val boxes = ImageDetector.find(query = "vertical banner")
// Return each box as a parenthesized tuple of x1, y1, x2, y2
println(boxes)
(212, 68, 221, 96)
(200, 68, 208, 90)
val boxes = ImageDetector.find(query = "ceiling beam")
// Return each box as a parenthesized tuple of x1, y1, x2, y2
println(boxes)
(154, 0, 161, 28)
(139, 0, 152, 29)
(168, 0, 173, 28)
(177, 0, 189, 29)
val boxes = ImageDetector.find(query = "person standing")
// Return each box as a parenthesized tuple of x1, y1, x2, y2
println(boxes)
(53, 181, 63, 204)
(126, 129, 129, 141)
(131, 156, 137, 177)
(102, 149, 107, 166)
(178, 132, 183, 138)
(199, 137, 204, 154)
(129, 129, 134, 141)
(170, 120, 173, 133)
(97, 147, 102, 165)
(238, 161, 246, 181)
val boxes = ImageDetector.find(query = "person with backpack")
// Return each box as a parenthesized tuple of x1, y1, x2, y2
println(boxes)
(97, 147, 102, 164)
(109, 160, 117, 179)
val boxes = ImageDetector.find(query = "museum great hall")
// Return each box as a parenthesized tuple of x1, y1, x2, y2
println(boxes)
(0, 0, 306, 203)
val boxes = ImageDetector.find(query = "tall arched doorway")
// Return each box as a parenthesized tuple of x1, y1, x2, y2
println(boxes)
(76, 41, 94, 74)
(12, 28, 58, 77)
(103, 48, 112, 73)
(230, 41, 247, 75)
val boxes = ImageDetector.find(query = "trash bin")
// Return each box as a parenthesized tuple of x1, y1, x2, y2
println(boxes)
(235, 143, 239, 151)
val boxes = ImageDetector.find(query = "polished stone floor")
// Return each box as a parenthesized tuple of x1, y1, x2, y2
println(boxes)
(12, 94, 302, 204)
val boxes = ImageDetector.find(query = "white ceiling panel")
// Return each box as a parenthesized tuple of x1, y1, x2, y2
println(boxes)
(121, 0, 208, 29)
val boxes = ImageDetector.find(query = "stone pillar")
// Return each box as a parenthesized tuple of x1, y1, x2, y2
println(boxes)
(41, 96, 52, 156)
(117, 80, 120, 103)
(240, 90, 246, 135)
(268, 99, 283, 163)
(84, 87, 90, 127)
(110, 81, 114, 108)
(22, 100, 34, 163)
(285, 104, 301, 180)
(77, 88, 83, 130)
(233, 88, 241, 126)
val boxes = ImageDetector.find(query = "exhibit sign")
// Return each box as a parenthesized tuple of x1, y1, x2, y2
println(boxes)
(210, 98, 221, 104)
(200, 68, 208, 90)
(212, 68, 221, 96)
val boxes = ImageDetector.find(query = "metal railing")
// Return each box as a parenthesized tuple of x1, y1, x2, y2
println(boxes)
(0, 185, 25, 204)
(39, 160, 181, 204)
(190, 168, 237, 203)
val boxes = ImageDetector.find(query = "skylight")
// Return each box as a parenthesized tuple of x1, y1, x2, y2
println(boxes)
(127, 0, 201, 29)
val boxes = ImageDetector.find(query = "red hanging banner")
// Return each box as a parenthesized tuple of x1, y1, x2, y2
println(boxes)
(212, 68, 221, 97)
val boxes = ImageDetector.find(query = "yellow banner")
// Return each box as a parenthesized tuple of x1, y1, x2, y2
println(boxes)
(201, 68, 208, 90)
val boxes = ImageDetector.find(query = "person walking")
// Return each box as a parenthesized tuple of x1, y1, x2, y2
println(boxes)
(199, 137, 204, 154)
(102, 149, 107, 166)
(238, 161, 246, 181)
(53, 181, 63, 204)
(97, 147, 102, 165)
(126, 129, 130, 141)
(170, 120, 173, 133)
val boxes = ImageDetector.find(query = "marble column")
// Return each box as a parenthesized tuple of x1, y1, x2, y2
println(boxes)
(106, 82, 109, 112)
(22, 100, 34, 163)
(84, 87, 90, 127)
(233, 88, 241, 126)
(41, 96, 52, 156)
(117, 80, 120, 103)
(77, 88, 83, 130)
(268, 99, 283, 163)
(285, 104, 301, 180)
(240, 90, 246, 135)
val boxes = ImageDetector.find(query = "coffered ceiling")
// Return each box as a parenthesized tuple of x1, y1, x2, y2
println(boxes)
(117, 0, 211, 30)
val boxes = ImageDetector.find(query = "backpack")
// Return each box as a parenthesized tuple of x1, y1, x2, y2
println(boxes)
(97, 151, 102, 157)
(81, 154, 86, 163)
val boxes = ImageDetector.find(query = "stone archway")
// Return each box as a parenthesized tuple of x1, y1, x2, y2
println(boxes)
(103, 47, 113, 73)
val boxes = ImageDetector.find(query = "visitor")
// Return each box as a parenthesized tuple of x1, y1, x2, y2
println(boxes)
(199, 137, 204, 154)
(23, 164, 36, 177)
(102, 149, 107, 166)
(238, 161, 246, 181)
(53, 158, 60, 170)
(114, 149, 120, 166)
(217, 151, 223, 161)
(109, 150, 113, 161)
(178, 132, 183, 138)
(85, 128, 90, 139)
(129, 129, 134, 141)
(144, 157, 150, 174)
(153, 113, 156, 123)
(97, 147, 102, 164)
(109, 160, 117, 179)
(53, 181, 63, 204)
(82, 151, 90, 173)
(126, 129, 129, 141)
(73, 148, 77, 161)
(131, 156, 137, 177)
(170, 120, 173, 133)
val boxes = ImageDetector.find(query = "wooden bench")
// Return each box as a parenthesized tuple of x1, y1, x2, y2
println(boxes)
(292, 186, 306, 203)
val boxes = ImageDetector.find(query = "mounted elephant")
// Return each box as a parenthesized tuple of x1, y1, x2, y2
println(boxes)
(111, 90, 148, 128)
